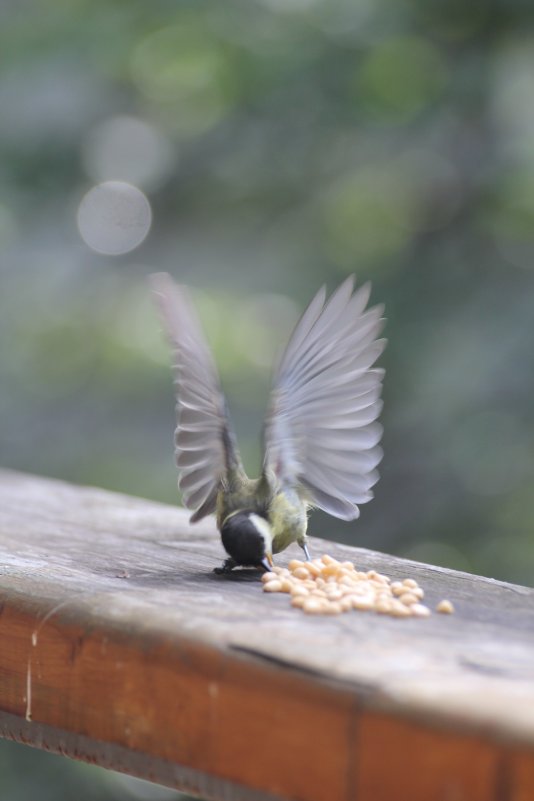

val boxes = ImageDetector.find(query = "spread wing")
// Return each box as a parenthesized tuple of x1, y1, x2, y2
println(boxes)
(264, 276, 385, 520)
(151, 273, 241, 522)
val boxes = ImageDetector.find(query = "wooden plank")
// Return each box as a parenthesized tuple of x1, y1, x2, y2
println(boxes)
(0, 469, 533, 800)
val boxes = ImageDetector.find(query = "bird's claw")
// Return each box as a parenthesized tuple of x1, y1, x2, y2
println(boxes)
(213, 557, 237, 575)
(301, 542, 311, 561)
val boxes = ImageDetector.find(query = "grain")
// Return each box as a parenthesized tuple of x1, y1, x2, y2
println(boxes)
(263, 580, 283, 593)
(411, 603, 431, 618)
(292, 567, 310, 580)
(399, 592, 418, 606)
(262, 555, 450, 619)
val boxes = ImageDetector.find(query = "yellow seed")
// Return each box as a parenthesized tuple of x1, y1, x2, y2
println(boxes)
(376, 599, 393, 614)
(291, 595, 306, 608)
(279, 579, 294, 593)
(350, 585, 369, 597)
(324, 601, 343, 615)
(322, 554, 339, 566)
(303, 598, 327, 614)
(292, 566, 310, 580)
(412, 587, 424, 600)
(373, 573, 390, 585)
(263, 580, 283, 593)
(352, 596, 374, 611)
(390, 600, 412, 617)
(339, 597, 353, 612)
(324, 589, 343, 601)
(290, 584, 309, 597)
(288, 559, 305, 571)
(391, 581, 404, 596)
(322, 564, 342, 578)
(261, 572, 278, 583)
(399, 592, 418, 606)
(341, 561, 355, 571)
(375, 590, 392, 603)
(306, 562, 321, 577)
(436, 599, 454, 614)
(403, 578, 418, 589)
(302, 580, 316, 590)
(411, 603, 431, 617)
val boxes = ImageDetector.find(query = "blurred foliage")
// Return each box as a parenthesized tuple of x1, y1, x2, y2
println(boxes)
(2, 0, 534, 796)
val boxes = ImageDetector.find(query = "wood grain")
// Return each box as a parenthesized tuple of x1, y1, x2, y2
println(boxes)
(0, 469, 533, 800)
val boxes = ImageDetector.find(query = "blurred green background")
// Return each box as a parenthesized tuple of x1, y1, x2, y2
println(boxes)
(2, 0, 534, 797)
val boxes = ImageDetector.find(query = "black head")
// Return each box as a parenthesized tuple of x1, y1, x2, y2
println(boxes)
(220, 510, 273, 570)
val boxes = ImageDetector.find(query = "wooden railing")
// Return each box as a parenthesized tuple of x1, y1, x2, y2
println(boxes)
(0, 469, 533, 800)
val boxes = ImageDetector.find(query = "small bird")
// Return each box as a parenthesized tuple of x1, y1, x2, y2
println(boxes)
(151, 273, 385, 574)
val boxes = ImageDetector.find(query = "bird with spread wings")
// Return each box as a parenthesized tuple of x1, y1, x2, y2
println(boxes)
(152, 274, 385, 574)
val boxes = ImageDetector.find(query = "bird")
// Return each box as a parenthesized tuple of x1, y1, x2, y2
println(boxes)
(151, 273, 385, 574)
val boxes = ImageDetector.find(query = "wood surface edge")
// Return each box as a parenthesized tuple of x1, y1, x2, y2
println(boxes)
(0, 709, 282, 801)
(1, 594, 534, 801)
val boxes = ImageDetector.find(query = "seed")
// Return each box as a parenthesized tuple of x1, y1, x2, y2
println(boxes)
(339, 597, 353, 612)
(376, 600, 393, 614)
(323, 601, 342, 615)
(263, 580, 283, 593)
(324, 589, 343, 601)
(373, 573, 390, 585)
(292, 566, 310, 580)
(390, 600, 412, 617)
(399, 592, 418, 606)
(303, 598, 326, 614)
(411, 603, 431, 617)
(279, 579, 294, 593)
(322, 564, 341, 578)
(288, 559, 305, 571)
(261, 553, 439, 621)
(322, 554, 339, 566)
(436, 599, 454, 614)
(352, 596, 374, 611)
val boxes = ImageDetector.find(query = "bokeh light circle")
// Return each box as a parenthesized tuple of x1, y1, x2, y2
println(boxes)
(77, 181, 152, 255)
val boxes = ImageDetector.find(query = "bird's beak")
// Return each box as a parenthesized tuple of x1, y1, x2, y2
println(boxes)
(261, 553, 274, 572)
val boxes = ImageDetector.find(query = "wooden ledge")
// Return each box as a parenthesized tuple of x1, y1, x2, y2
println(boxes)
(0, 469, 533, 800)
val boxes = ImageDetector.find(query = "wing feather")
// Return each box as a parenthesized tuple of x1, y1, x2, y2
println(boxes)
(151, 273, 240, 521)
(264, 277, 385, 520)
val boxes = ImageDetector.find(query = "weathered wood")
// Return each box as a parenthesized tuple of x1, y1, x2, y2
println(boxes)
(0, 469, 533, 800)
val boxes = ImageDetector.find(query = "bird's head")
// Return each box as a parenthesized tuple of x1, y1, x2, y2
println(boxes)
(220, 510, 274, 571)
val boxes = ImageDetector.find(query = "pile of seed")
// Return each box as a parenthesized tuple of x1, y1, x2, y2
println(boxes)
(261, 555, 454, 617)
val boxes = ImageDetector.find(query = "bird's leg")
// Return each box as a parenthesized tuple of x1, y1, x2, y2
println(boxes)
(299, 539, 311, 561)
(213, 557, 238, 575)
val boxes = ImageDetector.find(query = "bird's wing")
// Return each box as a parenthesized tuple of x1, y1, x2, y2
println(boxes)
(151, 273, 241, 522)
(263, 276, 385, 520)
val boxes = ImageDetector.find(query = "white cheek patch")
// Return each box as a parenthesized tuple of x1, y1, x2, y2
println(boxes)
(249, 514, 273, 552)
